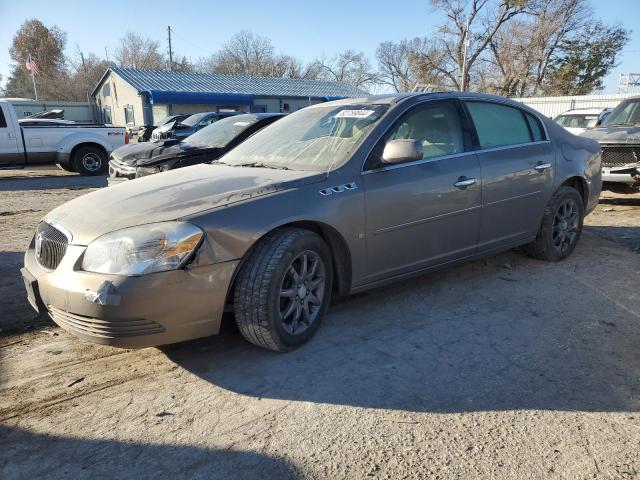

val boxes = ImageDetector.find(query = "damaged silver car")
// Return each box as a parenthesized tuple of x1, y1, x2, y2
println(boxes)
(22, 92, 601, 352)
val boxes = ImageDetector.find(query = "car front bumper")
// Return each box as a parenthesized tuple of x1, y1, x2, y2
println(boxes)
(602, 166, 640, 185)
(22, 243, 238, 348)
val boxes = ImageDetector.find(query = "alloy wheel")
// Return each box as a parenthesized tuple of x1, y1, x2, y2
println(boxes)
(552, 198, 579, 254)
(278, 250, 326, 335)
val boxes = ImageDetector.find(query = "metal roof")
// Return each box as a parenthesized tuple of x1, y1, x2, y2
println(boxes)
(94, 67, 365, 99)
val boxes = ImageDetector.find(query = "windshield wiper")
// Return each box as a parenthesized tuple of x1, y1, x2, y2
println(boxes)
(235, 161, 290, 170)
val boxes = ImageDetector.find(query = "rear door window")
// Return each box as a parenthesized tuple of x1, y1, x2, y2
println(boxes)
(0, 106, 7, 128)
(465, 101, 533, 149)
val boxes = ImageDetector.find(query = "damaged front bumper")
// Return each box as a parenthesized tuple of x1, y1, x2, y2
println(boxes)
(22, 243, 238, 348)
(602, 165, 640, 186)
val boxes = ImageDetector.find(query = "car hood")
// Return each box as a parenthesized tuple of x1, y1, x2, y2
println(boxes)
(44, 164, 326, 245)
(111, 141, 215, 167)
(580, 125, 640, 144)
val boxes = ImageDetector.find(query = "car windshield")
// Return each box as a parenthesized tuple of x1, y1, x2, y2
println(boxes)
(154, 115, 174, 127)
(219, 104, 388, 171)
(180, 113, 209, 127)
(603, 99, 640, 126)
(184, 115, 261, 147)
(554, 114, 599, 128)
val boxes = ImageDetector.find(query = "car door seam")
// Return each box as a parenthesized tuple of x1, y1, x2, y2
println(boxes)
(372, 204, 482, 235)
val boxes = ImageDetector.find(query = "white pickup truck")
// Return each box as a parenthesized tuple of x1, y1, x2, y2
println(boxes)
(0, 100, 128, 175)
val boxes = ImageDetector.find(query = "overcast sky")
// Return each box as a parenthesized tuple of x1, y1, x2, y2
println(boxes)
(1, 0, 639, 94)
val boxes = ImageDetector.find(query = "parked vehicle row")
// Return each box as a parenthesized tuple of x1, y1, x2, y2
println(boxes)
(22, 92, 601, 353)
(136, 114, 189, 142)
(109, 113, 285, 184)
(150, 111, 239, 141)
(0, 100, 127, 175)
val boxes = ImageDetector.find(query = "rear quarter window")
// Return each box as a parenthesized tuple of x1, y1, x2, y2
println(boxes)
(0, 107, 6, 128)
(465, 101, 534, 149)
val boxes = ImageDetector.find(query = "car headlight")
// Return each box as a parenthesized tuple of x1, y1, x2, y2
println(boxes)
(135, 166, 160, 178)
(81, 222, 203, 275)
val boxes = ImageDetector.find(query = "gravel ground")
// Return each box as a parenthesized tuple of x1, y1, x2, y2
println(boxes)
(1, 168, 639, 479)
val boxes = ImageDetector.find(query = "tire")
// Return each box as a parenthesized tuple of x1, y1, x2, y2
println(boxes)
(233, 228, 333, 352)
(73, 146, 108, 176)
(56, 161, 76, 173)
(523, 186, 585, 262)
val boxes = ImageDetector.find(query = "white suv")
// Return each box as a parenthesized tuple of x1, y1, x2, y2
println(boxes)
(553, 108, 611, 135)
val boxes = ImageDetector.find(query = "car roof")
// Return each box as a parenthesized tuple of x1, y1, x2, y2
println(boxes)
(558, 108, 605, 115)
(314, 91, 538, 110)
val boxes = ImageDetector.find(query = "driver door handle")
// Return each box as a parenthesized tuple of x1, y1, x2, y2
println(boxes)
(534, 162, 551, 171)
(454, 177, 477, 188)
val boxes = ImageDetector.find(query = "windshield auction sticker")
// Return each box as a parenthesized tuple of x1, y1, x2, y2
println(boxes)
(334, 110, 376, 118)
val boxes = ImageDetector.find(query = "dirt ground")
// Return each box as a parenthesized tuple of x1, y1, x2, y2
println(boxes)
(1, 167, 639, 479)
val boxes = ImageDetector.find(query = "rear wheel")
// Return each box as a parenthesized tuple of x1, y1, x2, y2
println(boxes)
(233, 228, 333, 352)
(523, 186, 584, 261)
(73, 146, 107, 176)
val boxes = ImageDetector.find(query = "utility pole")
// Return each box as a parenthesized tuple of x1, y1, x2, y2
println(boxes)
(167, 26, 173, 71)
(460, 17, 471, 92)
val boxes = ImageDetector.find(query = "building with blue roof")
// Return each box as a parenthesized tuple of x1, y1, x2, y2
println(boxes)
(91, 67, 365, 128)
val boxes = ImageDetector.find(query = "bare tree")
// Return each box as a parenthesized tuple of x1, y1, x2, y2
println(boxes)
(484, 0, 591, 96)
(376, 38, 430, 92)
(115, 32, 166, 70)
(200, 31, 316, 79)
(423, 0, 533, 91)
(313, 50, 378, 90)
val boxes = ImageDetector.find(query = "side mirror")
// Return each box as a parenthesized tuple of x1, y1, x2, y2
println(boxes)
(381, 139, 423, 164)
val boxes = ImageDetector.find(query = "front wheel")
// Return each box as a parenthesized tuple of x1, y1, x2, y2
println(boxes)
(73, 146, 108, 176)
(233, 228, 333, 352)
(523, 186, 585, 261)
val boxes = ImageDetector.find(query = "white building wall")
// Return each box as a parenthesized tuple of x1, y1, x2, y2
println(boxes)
(512, 92, 639, 118)
(94, 72, 145, 128)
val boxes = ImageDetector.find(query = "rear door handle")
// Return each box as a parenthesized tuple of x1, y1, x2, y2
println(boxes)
(454, 177, 477, 188)
(534, 162, 551, 171)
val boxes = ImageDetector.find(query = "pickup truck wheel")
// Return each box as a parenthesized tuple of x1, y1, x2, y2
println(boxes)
(523, 186, 584, 262)
(233, 228, 333, 352)
(73, 146, 107, 176)
(56, 162, 76, 173)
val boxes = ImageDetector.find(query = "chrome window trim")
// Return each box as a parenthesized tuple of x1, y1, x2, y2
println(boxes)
(458, 96, 551, 143)
(362, 141, 551, 175)
(360, 96, 551, 174)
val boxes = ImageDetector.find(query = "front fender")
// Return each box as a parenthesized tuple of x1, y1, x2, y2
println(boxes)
(184, 181, 366, 284)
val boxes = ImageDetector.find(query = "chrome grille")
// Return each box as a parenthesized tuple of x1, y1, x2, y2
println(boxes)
(601, 146, 640, 167)
(35, 222, 69, 270)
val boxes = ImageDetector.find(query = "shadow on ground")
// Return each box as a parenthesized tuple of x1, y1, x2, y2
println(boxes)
(0, 425, 299, 480)
(164, 239, 640, 415)
(584, 224, 640, 251)
(0, 175, 106, 192)
(0, 251, 52, 333)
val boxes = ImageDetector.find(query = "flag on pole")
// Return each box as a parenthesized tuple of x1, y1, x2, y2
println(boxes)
(25, 54, 40, 75)
(26, 53, 39, 100)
